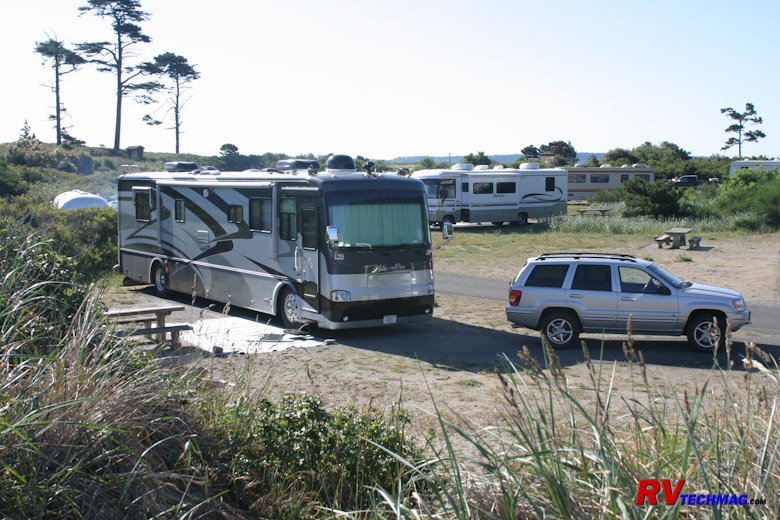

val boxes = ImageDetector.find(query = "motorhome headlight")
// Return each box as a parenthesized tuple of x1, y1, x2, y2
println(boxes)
(330, 290, 351, 302)
(425, 283, 434, 295)
(732, 298, 746, 312)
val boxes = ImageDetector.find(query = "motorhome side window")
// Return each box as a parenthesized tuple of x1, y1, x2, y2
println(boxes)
(249, 198, 272, 232)
(620, 174, 629, 183)
(635, 174, 650, 181)
(461, 182, 469, 193)
(568, 174, 586, 184)
(497, 182, 516, 194)
(228, 205, 243, 224)
(302, 209, 316, 250)
(438, 179, 456, 199)
(545, 177, 555, 192)
(175, 199, 185, 222)
(473, 182, 493, 194)
(590, 174, 610, 184)
(280, 199, 297, 240)
(134, 189, 151, 222)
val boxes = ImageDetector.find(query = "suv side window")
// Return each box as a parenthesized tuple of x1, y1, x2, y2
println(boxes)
(571, 264, 612, 292)
(619, 266, 663, 294)
(524, 264, 570, 288)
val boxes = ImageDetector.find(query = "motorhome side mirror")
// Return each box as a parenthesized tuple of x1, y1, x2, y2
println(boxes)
(326, 226, 340, 246)
(442, 223, 454, 239)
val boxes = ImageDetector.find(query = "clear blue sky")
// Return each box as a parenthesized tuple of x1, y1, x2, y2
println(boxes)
(4, 0, 779, 160)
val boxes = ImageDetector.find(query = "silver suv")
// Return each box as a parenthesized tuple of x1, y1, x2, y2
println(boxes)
(505, 253, 751, 350)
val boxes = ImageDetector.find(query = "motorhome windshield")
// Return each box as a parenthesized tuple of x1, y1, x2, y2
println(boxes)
(421, 179, 456, 199)
(326, 191, 430, 249)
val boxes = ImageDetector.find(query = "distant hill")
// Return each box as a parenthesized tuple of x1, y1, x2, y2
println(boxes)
(388, 152, 604, 164)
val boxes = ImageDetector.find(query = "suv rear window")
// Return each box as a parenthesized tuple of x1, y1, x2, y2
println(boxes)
(524, 264, 570, 288)
(571, 264, 612, 292)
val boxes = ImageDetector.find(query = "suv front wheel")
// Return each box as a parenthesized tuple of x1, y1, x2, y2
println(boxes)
(686, 313, 726, 351)
(541, 311, 580, 349)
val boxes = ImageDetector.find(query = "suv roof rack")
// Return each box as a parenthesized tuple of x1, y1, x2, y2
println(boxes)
(537, 253, 638, 262)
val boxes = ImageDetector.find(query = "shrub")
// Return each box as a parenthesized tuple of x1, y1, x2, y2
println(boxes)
(0, 160, 29, 196)
(3, 138, 91, 173)
(715, 168, 780, 228)
(198, 392, 421, 517)
(622, 178, 688, 218)
(0, 196, 117, 280)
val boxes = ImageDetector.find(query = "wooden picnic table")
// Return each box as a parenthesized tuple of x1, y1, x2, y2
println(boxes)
(106, 304, 188, 347)
(665, 227, 693, 249)
(576, 208, 610, 217)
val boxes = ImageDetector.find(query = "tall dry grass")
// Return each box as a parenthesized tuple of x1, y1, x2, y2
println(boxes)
(370, 336, 780, 519)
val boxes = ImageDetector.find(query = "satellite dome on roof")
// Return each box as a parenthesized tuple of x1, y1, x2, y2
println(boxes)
(326, 154, 356, 171)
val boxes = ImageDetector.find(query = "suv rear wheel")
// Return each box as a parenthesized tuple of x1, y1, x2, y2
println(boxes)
(687, 313, 725, 351)
(540, 310, 580, 349)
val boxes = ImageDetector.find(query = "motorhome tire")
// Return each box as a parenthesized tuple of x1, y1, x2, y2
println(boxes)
(152, 263, 169, 298)
(442, 215, 455, 228)
(515, 212, 528, 226)
(279, 286, 300, 329)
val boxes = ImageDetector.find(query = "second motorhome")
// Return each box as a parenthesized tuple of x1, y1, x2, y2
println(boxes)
(412, 163, 568, 226)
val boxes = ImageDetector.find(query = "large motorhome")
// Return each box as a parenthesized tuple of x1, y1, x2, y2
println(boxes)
(412, 163, 568, 227)
(729, 160, 780, 176)
(566, 163, 654, 200)
(117, 155, 435, 330)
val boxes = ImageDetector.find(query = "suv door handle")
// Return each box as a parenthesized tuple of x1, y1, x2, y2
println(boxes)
(621, 297, 637, 301)
(570, 294, 583, 298)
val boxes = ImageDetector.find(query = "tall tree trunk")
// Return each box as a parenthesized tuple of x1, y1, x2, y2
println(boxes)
(114, 32, 123, 150)
(174, 79, 181, 153)
(55, 57, 62, 145)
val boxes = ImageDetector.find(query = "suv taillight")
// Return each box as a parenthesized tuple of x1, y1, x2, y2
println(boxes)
(509, 289, 522, 306)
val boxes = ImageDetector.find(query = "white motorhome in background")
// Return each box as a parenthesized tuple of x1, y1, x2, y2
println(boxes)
(412, 162, 567, 227)
(565, 163, 654, 200)
(729, 160, 780, 176)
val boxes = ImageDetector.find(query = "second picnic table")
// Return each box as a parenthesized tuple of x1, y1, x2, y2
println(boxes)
(576, 208, 609, 217)
(665, 227, 693, 249)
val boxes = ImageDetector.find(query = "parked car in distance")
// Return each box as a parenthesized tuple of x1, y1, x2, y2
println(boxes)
(673, 175, 702, 188)
(506, 253, 750, 351)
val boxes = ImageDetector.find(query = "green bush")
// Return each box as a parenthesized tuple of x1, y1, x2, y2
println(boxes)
(0, 195, 117, 280)
(3, 138, 92, 173)
(622, 178, 688, 218)
(199, 392, 421, 518)
(0, 160, 29, 196)
(715, 168, 780, 228)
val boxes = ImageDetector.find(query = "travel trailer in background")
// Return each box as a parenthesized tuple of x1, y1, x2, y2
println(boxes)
(728, 160, 780, 176)
(117, 155, 435, 330)
(565, 163, 654, 200)
(412, 163, 568, 227)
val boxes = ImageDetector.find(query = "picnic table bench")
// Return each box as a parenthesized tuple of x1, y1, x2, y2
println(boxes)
(654, 234, 672, 248)
(576, 208, 610, 217)
(666, 227, 694, 249)
(106, 304, 190, 349)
